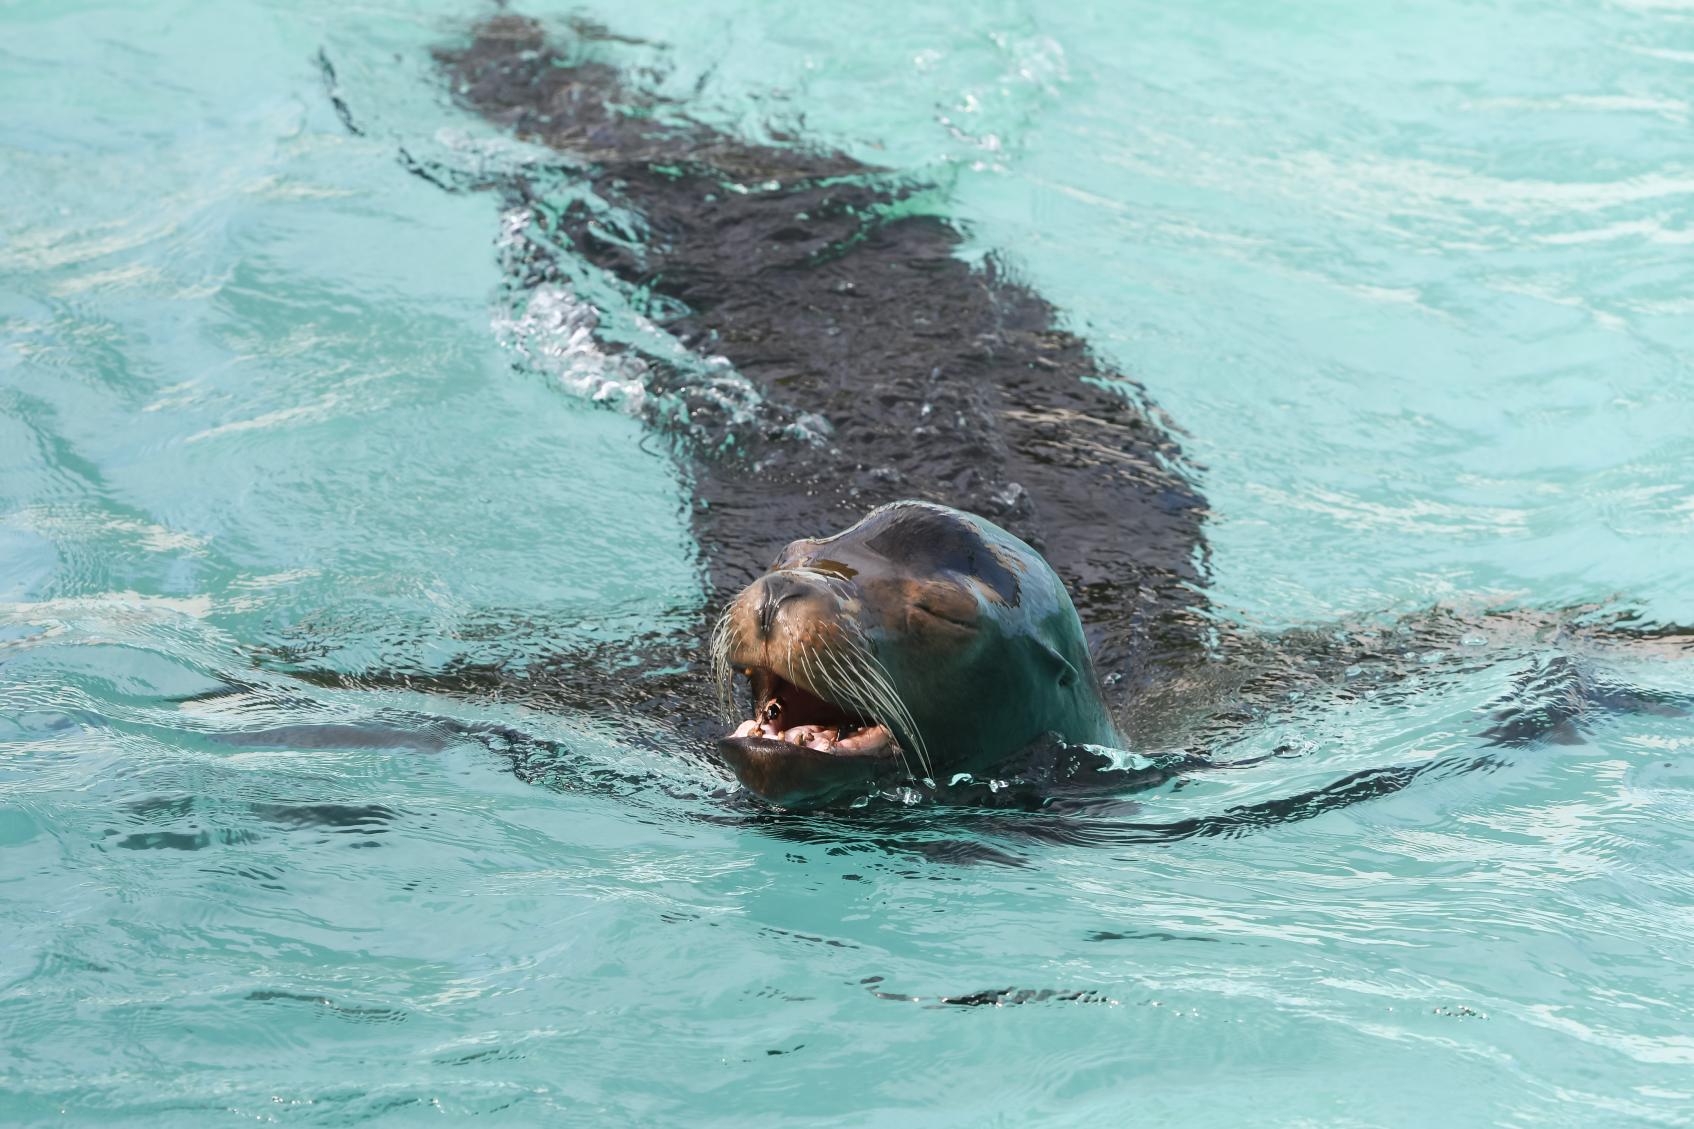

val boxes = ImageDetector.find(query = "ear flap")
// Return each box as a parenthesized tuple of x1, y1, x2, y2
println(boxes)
(1035, 638, 1079, 688)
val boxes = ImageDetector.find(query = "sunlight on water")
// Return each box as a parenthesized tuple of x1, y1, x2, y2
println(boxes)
(4, 0, 1694, 1124)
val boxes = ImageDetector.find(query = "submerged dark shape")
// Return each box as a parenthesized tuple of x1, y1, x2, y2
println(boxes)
(269, 13, 1694, 822)
(422, 14, 1221, 805)
(432, 14, 1211, 699)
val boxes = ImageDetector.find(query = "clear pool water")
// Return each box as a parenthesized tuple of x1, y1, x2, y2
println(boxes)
(5, 0, 1694, 1124)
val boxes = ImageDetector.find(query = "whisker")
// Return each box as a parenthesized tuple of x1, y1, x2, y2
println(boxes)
(710, 608, 743, 724)
(824, 643, 925, 783)
(709, 611, 729, 721)
(816, 644, 913, 781)
(710, 602, 932, 788)
(849, 645, 933, 780)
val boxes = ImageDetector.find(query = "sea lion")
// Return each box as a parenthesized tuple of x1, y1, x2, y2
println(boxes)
(712, 501, 1120, 806)
(426, 14, 1211, 709)
(280, 14, 1692, 823)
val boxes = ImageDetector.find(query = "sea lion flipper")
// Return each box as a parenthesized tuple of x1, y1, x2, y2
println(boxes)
(1482, 654, 1693, 748)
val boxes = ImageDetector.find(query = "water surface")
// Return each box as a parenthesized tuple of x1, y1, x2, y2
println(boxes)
(4, 0, 1694, 1124)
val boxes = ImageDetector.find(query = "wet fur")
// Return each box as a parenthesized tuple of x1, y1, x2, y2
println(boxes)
(431, 15, 1209, 701)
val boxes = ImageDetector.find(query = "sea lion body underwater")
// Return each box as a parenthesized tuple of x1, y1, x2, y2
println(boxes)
(429, 14, 1211, 700)
(286, 15, 1692, 814)
(713, 501, 1120, 806)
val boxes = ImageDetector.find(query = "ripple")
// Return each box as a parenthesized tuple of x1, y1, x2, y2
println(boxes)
(3, 0, 1694, 1125)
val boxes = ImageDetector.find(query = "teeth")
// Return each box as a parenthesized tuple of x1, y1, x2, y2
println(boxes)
(725, 707, 890, 755)
(836, 724, 892, 751)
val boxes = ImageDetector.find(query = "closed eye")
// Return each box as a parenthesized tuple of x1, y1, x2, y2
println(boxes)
(911, 599, 977, 631)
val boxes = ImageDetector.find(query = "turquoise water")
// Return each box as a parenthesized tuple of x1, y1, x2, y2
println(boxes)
(5, 0, 1694, 1123)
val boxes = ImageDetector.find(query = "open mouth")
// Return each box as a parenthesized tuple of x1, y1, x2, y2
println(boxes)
(724, 667, 896, 758)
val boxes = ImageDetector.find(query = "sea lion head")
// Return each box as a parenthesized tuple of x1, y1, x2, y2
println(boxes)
(712, 501, 1120, 807)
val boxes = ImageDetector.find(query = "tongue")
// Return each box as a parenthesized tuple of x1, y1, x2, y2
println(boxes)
(730, 718, 845, 751)
(727, 717, 895, 758)
(783, 725, 840, 750)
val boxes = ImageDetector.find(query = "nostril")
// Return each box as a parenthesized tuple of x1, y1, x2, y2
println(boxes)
(755, 572, 809, 638)
(757, 589, 800, 638)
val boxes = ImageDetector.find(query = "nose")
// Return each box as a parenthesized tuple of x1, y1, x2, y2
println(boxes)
(755, 571, 814, 639)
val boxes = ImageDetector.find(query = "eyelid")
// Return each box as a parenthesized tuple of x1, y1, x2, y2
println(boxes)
(912, 598, 976, 629)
